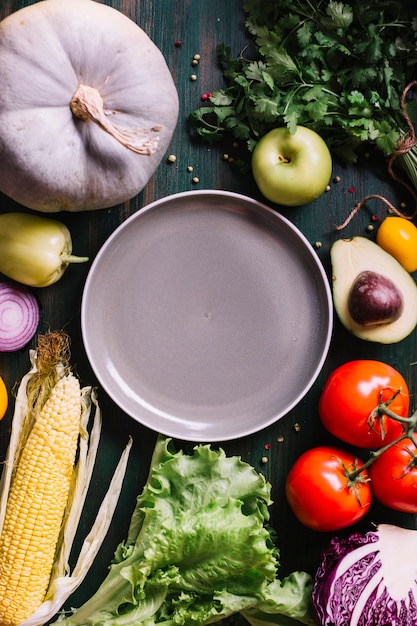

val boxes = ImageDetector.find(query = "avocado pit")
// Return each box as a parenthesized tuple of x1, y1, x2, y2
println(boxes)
(348, 271, 404, 326)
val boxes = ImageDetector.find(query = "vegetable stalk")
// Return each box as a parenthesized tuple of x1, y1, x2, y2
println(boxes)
(70, 83, 162, 156)
(337, 388, 417, 485)
(396, 145, 417, 200)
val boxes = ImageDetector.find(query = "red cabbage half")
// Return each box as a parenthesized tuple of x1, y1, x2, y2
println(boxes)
(311, 524, 417, 626)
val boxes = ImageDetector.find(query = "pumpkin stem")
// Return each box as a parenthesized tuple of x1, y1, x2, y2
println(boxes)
(70, 84, 162, 155)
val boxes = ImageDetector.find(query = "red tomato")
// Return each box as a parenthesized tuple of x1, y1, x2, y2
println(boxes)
(285, 446, 371, 532)
(369, 438, 417, 513)
(319, 360, 409, 448)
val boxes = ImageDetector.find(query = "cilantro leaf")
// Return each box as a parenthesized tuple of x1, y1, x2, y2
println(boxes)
(325, 1, 353, 29)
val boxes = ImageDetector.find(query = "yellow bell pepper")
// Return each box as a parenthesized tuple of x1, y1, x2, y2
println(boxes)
(0, 212, 88, 287)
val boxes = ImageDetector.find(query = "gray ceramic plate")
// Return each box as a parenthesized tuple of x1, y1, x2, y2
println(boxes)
(81, 190, 333, 441)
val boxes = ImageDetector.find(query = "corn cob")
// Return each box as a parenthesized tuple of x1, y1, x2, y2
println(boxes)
(0, 371, 81, 626)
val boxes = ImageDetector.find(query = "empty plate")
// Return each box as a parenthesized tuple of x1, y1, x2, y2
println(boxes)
(81, 190, 333, 441)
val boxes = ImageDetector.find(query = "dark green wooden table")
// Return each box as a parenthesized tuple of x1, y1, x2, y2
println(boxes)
(0, 0, 416, 616)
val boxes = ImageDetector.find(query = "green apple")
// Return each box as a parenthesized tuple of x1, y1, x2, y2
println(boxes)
(251, 126, 332, 206)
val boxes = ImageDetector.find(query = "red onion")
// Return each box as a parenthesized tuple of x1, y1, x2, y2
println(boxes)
(0, 282, 40, 352)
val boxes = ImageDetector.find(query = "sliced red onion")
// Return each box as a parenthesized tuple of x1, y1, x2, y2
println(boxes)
(0, 282, 40, 352)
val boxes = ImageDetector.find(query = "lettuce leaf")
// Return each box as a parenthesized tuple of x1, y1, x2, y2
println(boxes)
(57, 437, 315, 626)
(241, 573, 317, 625)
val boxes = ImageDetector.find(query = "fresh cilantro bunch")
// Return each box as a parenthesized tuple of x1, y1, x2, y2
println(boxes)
(189, 0, 417, 187)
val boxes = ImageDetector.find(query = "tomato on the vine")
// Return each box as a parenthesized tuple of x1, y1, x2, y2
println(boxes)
(285, 446, 371, 532)
(376, 216, 417, 273)
(369, 438, 417, 513)
(318, 360, 409, 449)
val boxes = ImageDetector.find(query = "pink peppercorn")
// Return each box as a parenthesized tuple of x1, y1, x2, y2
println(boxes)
(174, 41, 182, 48)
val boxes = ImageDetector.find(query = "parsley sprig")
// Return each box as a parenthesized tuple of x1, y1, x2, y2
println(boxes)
(189, 0, 417, 189)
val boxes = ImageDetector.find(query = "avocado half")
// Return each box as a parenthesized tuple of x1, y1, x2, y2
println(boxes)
(331, 236, 417, 343)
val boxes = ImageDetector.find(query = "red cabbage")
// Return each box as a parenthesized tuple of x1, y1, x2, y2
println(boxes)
(312, 524, 417, 626)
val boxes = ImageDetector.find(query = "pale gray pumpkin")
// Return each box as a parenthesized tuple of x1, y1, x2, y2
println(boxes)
(0, 0, 179, 212)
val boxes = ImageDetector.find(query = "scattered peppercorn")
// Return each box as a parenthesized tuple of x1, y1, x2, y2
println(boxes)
(325, 185, 331, 192)
(264, 443, 271, 450)
(187, 165, 193, 172)
(348, 186, 355, 193)
(193, 53, 201, 60)
(371, 214, 379, 222)
(314, 241, 322, 249)
(190, 74, 197, 81)
(192, 176, 200, 184)
(366, 224, 374, 232)
(174, 41, 182, 47)
(167, 154, 177, 163)
(333, 175, 341, 183)
(261, 456, 268, 464)
(294, 422, 301, 432)
(277, 435, 284, 443)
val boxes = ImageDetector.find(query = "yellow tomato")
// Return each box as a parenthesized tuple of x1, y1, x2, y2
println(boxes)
(376, 216, 417, 273)
(0, 376, 8, 420)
